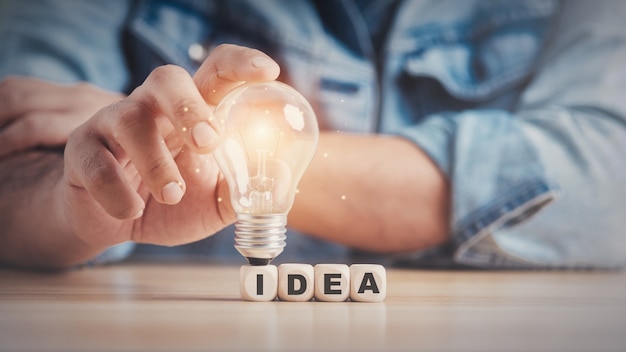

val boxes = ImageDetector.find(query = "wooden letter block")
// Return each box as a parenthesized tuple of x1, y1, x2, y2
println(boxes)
(314, 264, 350, 302)
(278, 263, 314, 302)
(240, 265, 278, 302)
(349, 264, 386, 302)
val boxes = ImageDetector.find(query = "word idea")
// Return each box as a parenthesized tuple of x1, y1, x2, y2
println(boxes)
(240, 263, 386, 302)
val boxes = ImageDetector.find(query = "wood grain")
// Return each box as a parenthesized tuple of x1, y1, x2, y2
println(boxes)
(1, 263, 625, 351)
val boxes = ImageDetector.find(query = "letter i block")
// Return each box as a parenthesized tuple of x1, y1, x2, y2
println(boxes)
(277, 263, 314, 301)
(240, 265, 278, 302)
(314, 264, 350, 302)
(349, 264, 386, 302)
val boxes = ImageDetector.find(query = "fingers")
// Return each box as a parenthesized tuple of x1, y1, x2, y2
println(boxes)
(0, 78, 65, 157)
(106, 101, 186, 206)
(65, 126, 145, 220)
(130, 65, 219, 153)
(194, 44, 280, 106)
(65, 99, 187, 219)
(62, 45, 281, 219)
(0, 112, 70, 158)
(0, 77, 116, 123)
(0, 76, 62, 126)
(65, 65, 215, 219)
(0, 77, 124, 157)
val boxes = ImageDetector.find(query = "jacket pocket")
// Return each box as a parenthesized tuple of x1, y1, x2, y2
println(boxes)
(399, 0, 558, 102)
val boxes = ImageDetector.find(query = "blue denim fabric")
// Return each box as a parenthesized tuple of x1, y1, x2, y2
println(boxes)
(1, 0, 625, 268)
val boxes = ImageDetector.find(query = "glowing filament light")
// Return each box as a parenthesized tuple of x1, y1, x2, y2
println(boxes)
(213, 81, 319, 265)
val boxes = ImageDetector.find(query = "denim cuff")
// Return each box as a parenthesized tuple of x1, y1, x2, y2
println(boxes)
(397, 109, 560, 268)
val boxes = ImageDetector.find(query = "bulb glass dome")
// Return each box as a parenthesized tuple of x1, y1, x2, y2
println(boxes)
(213, 81, 319, 264)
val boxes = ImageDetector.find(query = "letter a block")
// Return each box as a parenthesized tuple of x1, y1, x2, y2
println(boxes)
(314, 264, 350, 302)
(240, 265, 278, 302)
(349, 264, 386, 302)
(278, 263, 314, 301)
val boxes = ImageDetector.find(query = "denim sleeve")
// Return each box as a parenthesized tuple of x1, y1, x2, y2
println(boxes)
(398, 0, 626, 269)
(0, 0, 131, 91)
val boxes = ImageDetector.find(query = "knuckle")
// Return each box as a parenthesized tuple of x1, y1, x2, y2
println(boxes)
(149, 64, 187, 85)
(19, 114, 39, 132)
(172, 98, 200, 120)
(212, 43, 237, 56)
(83, 157, 119, 191)
(107, 99, 135, 118)
(110, 102, 146, 140)
(147, 154, 174, 179)
(64, 128, 81, 153)
(212, 44, 228, 55)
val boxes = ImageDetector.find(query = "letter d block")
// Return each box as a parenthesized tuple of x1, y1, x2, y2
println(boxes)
(278, 263, 314, 302)
(240, 265, 278, 302)
(349, 264, 386, 302)
(314, 264, 350, 302)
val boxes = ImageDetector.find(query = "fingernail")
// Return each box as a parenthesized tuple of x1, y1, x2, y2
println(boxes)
(251, 56, 275, 68)
(192, 122, 217, 148)
(161, 181, 184, 204)
(131, 209, 144, 219)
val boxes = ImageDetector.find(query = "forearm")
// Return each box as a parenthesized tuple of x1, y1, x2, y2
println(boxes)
(0, 152, 105, 270)
(289, 132, 450, 253)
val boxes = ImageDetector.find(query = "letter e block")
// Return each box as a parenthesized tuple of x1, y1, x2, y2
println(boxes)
(240, 265, 278, 302)
(314, 264, 350, 302)
(349, 264, 386, 302)
(277, 263, 314, 302)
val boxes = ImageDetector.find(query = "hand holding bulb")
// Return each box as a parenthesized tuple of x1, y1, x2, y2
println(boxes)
(214, 81, 319, 265)
(47, 45, 283, 269)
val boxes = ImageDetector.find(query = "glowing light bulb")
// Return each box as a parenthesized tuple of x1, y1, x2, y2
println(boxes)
(214, 81, 319, 265)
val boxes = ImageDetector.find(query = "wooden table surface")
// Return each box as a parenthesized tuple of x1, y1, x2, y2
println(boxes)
(1, 263, 625, 352)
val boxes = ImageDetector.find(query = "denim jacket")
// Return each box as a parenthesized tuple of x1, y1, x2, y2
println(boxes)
(1, 0, 625, 268)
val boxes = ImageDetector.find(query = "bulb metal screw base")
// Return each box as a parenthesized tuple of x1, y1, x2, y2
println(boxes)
(235, 213, 287, 265)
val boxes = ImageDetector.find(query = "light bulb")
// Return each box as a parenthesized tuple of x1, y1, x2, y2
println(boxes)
(213, 81, 319, 265)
